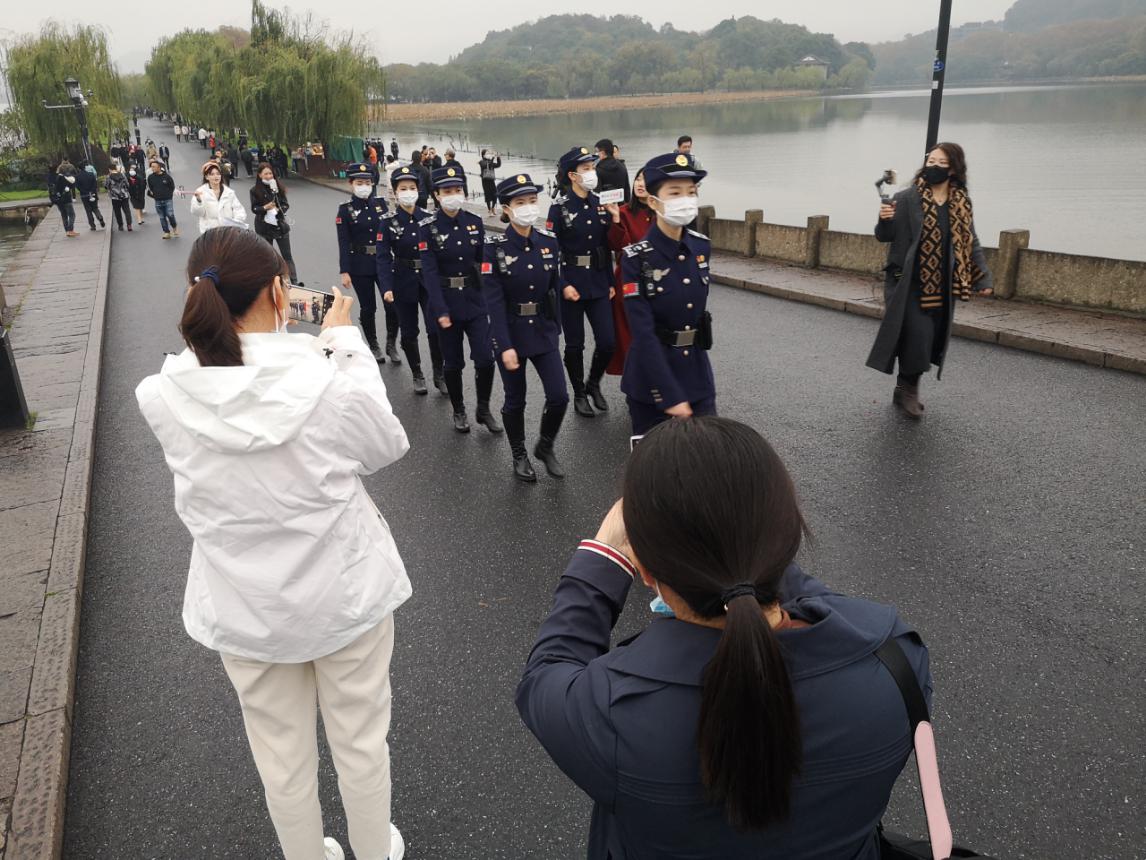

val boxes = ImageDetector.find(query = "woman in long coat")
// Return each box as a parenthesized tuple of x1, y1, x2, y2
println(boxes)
(866, 142, 993, 418)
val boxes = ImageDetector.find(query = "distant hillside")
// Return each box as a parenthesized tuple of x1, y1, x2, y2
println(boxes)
(1004, 0, 1146, 31)
(384, 14, 874, 103)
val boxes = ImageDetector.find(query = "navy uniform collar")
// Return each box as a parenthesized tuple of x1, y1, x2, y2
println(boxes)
(504, 226, 533, 250)
(646, 222, 689, 259)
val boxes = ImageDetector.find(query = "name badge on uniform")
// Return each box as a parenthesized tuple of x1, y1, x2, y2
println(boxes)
(697, 254, 708, 269)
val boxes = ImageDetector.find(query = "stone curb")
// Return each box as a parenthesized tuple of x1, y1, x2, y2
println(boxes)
(710, 272, 1146, 377)
(4, 221, 112, 860)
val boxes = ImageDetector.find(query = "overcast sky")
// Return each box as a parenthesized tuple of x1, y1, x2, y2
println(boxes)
(2, 0, 1017, 73)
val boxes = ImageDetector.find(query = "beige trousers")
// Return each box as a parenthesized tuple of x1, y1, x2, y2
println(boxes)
(221, 616, 395, 860)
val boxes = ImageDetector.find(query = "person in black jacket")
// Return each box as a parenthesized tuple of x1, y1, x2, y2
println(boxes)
(75, 162, 106, 231)
(408, 149, 432, 210)
(250, 162, 302, 285)
(51, 162, 79, 237)
(146, 158, 179, 238)
(477, 149, 501, 213)
(595, 139, 630, 203)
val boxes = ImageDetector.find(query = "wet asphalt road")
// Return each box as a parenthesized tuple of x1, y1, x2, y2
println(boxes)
(63, 120, 1145, 860)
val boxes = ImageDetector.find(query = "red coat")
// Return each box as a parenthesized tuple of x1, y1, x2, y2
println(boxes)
(605, 204, 655, 375)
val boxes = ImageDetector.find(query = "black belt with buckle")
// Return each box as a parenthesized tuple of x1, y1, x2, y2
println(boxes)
(397, 258, 422, 270)
(351, 244, 377, 256)
(656, 326, 697, 348)
(512, 301, 540, 317)
(561, 248, 609, 270)
(444, 274, 476, 290)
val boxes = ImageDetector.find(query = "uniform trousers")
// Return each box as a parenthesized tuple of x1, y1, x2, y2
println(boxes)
(560, 295, 616, 354)
(395, 283, 441, 370)
(220, 615, 395, 860)
(438, 312, 494, 372)
(627, 395, 717, 437)
(350, 273, 399, 345)
(498, 349, 569, 413)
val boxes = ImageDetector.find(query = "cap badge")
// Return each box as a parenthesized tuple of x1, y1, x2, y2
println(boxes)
(580, 147, 588, 155)
(447, 168, 456, 177)
(401, 167, 410, 174)
(516, 174, 526, 183)
(675, 154, 689, 166)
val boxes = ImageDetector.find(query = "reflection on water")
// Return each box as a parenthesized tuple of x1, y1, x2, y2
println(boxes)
(0, 222, 32, 282)
(389, 82, 1146, 261)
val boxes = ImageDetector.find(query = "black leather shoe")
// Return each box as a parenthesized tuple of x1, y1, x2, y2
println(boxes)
(513, 452, 537, 482)
(574, 395, 595, 417)
(475, 405, 503, 434)
(412, 373, 427, 395)
(586, 381, 608, 412)
(452, 411, 471, 433)
(433, 370, 448, 395)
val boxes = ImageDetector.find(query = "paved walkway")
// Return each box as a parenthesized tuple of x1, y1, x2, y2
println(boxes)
(61, 121, 1146, 860)
(1, 214, 110, 859)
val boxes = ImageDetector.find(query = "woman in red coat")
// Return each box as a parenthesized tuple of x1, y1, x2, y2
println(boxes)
(604, 168, 654, 375)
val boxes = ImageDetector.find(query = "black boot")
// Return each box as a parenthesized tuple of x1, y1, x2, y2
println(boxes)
(386, 334, 402, 365)
(362, 315, 384, 363)
(444, 369, 469, 432)
(474, 365, 503, 434)
(429, 333, 448, 395)
(503, 410, 536, 482)
(401, 339, 426, 394)
(533, 404, 567, 478)
(585, 348, 613, 412)
(564, 349, 594, 417)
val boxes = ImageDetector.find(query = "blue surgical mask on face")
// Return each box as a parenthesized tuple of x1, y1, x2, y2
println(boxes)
(649, 584, 675, 618)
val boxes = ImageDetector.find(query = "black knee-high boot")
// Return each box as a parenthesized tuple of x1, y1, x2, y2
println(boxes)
(429, 333, 447, 395)
(401, 338, 426, 394)
(585, 348, 613, 412)
(564, 348, 593, 417)
(533, 403, 567, 478)
(503, 409, 536, 482)
(444, 368, 469, 432)
(361, 313, 383, 362)
(474, 365, 503, 434)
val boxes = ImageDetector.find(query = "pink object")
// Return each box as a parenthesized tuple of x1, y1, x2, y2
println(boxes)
(914, 722, 954, 860)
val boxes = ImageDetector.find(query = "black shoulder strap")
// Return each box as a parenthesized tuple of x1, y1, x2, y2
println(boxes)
(875, 637, 930, 731)
(495, 245, 509, 276)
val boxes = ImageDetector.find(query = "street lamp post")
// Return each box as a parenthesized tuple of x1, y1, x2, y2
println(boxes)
(925, 0, 954, 152)
(42, 76, 93, 165)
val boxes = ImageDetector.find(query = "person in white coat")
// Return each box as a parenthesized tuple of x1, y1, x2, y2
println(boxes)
(189, 162, 247, 233)
(136, 226, 407, 860)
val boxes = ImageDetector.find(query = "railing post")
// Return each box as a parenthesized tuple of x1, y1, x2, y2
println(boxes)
(995, 229, 1030, 300)
(696, 205, 716, 236)
(745, 210, 763, 257)
(806, 215, 829, 268)
(0, 327, 30, 429)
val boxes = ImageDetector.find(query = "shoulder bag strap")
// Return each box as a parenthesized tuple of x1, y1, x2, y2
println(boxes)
(875, 638, 954, 860)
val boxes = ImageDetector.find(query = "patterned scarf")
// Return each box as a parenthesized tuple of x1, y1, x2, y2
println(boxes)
(915, 178, 983, 310)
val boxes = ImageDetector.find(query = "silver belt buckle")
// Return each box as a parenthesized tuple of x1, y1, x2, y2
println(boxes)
(673, 329, 697, 347)
(575, 254, 591, 267)
(518, 302, 539, 316)
(446, 276, 467, 289)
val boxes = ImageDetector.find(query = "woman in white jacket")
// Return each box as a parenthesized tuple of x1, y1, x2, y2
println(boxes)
(136, 226, 407, 860)
(189, 161, 247, 233)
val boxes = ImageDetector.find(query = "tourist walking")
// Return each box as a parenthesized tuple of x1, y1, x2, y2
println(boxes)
(549, 147, 616, 418)
(51, 161, 79, 237)
(619, 152, 714, 436)
(127, 164, 148, 226)
(517, 416, 931, 860)
(104, 164, 133, 232)
(146, 158, 179, 239)
(136, 226, 408, 860)
(159, 142, 171, 170)
(478, 149, 501, 214)
(189, 162, 247, 233)
(173, 121, 182, 142)
(250, 163, 302, 284)
(604, 166, 653, 375)
(482, 173, 569, 482)
(595, 138, 630, 203)
(866, 142, 994, 418)
(376, 165, 445, 394)
(74, 161, 106, 231)
(408, 150, 432, 210)
(419, 165, 502, 435)
(335, 162, 398, 363)
(198, 126, 208, 148)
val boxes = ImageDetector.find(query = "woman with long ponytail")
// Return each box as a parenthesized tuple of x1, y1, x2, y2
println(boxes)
(517, 416, 932, 858)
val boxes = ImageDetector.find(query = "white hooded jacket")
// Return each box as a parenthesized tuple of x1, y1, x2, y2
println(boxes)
(136, 326, 411, 662)
(188, 182, 247, 233)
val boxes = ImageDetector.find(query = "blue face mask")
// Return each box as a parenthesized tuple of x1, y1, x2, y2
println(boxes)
(649, 585, 675, 618)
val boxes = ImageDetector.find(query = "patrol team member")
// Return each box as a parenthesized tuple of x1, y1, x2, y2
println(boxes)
(549, 147, 616, 418)
(336, 162, 401, 363)
(420, 165, 502, 435)
(377, 165, 446, 396)
(482, 174, 569, 482)
(620, 152, 715, 436)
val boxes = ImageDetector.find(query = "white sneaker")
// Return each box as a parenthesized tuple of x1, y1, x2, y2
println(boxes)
(389, 823, 405, 860)
(323, 836, 345, 860)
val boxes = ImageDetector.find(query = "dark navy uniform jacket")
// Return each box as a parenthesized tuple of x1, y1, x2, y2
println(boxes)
(336, 195, 389, 277)
(481, 226, 562, 358)
(516, 544, 932, 860)
(620, 224, 714, 408)
(376, 205, 430, 303)
(547, 190, 612, 300)
(418, 209, 486, 322)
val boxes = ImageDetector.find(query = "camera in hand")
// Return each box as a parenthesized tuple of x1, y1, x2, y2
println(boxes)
(875, 169, 898, 203)
(287, 286, 335, 326)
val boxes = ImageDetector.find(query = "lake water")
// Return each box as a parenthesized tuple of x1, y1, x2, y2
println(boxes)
(387, 82, 1146, 262)
(0, 221, 31, 283)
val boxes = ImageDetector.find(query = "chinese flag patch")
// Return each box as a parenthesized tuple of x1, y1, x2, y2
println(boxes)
(545, 220, 554, 230)
(481, 262, 492, 274)
(335, 216, 342, 224)
(376, 232, 383, 241)
(623, 282, 639, 297)
(418, 241, 427, 251)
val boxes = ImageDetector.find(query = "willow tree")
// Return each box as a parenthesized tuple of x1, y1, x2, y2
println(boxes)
(6, 24, 123, 157)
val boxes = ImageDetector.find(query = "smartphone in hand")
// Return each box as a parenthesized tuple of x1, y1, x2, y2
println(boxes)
(286, 286, 335, 326)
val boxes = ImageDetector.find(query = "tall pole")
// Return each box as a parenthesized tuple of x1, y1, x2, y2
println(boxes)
(925, 0, 954, 152)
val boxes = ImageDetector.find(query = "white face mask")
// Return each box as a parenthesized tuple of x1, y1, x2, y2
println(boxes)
(578, 169, 598, 191)
(509, 203, 540, 227)
(439, 193, 464, 212)
(396, 189, 419, 207)
(352, 184, 372, 199)
(65, 176, 76, 184)
(264, 178, 277, 189)
(652, 195, 699, 227)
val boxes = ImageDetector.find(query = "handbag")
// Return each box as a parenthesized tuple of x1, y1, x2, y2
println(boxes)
(875, 639, 1000, 860)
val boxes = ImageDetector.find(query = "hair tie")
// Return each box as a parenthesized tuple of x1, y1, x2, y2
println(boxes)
(720, 583, 758, 610)
(194, 268, 221, 289)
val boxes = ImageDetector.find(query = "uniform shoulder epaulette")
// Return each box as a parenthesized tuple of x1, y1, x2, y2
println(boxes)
(623, 239, 653, 258)
(485, 232, 506, 244)
(533, 226, 556, 238)
(687, 228, 709, 241)
(552, 192, 569, 206)
(418, 215, 436, 227)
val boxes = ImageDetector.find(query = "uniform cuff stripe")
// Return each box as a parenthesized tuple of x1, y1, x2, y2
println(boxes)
(578, 540, 637, 579)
